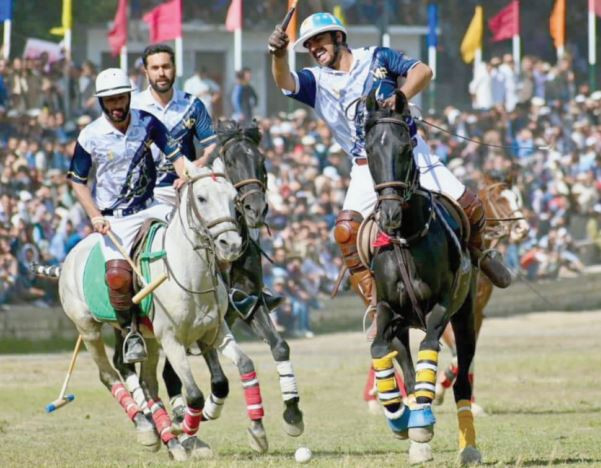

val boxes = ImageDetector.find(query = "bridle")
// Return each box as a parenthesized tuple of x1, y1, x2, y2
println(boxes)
(163, 172, 239, 297)
(220, 135, 267, 213)
(369, 116, 420, 206)
(482, 182, 526, 243)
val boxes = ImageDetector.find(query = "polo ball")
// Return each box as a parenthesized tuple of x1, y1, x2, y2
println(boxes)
(295, 446, 312, 463)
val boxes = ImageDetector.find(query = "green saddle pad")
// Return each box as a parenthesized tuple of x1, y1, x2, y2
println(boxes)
(83, 223, 166, 322)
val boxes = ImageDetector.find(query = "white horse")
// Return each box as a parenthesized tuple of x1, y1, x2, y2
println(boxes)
(59, 160, 246, 461)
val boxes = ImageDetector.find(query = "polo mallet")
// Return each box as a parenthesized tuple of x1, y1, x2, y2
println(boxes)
(45, 335, 83, 413)
(268, 1, 298, 53)
(106, 230, 168, 304)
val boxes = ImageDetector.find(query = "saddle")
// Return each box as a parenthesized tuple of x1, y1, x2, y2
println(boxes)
(357, 191, 471, 271)
(83, 219, 166, 323)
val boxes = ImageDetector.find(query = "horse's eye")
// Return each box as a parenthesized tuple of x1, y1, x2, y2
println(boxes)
(197, 196, 207, 204)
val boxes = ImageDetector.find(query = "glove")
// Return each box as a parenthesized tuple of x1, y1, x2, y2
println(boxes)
(268, 26, 289, 58)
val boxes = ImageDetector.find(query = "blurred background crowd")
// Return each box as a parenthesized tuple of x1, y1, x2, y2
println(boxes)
(2, 2, 601, 339)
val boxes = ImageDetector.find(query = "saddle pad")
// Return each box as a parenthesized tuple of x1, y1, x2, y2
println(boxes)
(83, 234, 162, 322)
(432, 192, 470, 248)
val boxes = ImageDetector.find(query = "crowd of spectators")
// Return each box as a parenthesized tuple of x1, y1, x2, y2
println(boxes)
(2, 46, 601, 337)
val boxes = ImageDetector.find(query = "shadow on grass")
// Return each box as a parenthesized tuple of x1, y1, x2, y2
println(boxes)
(488, 407, 601, 416)
(482, 458, 601, 466)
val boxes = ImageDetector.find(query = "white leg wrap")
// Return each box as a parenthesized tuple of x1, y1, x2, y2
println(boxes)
(276, 360, 299, 401)
(202, 393, 225, 420)
(169, 394, 185, 410)
(125, 374, 149, 414)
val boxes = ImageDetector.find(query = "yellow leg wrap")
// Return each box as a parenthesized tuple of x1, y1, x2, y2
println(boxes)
(372, 351, 401, 407)
(417, 349, 439, 363)
(416, 369, 437, 385)
(372, 351, 398, 371)
(415, 389, 435, 400)
(457, 400, 476, 449)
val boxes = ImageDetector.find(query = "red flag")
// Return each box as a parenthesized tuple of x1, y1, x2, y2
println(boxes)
(143, 0, 182, 43)
(592, 0, 601, 17)
(549, 0, 565, 49)
(488, 0, 519, 42)
(225, 0, 242, 32)
(108, 0, 128, 56)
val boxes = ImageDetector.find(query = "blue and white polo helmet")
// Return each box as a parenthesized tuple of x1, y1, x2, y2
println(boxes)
(293, 12, 347, 50)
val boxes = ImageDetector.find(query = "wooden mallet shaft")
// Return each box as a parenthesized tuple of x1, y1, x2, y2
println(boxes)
(46, 335, 83, 413)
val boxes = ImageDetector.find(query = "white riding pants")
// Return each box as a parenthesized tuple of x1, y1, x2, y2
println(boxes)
(154, 185, 178, 207)
(101, 202, 172, 261)
(342, 134, 466, 217)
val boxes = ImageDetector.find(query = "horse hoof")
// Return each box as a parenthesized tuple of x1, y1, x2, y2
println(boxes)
(167, 439, 188, 462)
(134, 414, 160, 449)
(433, 383, 445, 406)
(409, 426, 434, 443)
(283, 402, 304, 437)
(459, 446, 482, 465)
(181, 435, 213, 459)
(367, 399, 382, 415)
(247, 421, 268, 453)
(471, 402, 487, 417)
(408, 441, 433, 465)
(393, 430, 409, 440)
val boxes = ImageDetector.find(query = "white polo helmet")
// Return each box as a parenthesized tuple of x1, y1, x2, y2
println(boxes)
(94, 68, 135, 98)
(293, 12, 347, 50)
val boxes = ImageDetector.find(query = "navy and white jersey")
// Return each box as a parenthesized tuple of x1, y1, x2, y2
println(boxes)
(131, 87, 215, 186)
(284, 46, 420, 160)
(68, 109, 181, 212)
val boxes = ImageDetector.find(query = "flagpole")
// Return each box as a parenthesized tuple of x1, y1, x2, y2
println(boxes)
(512, 35, 520, 74)
(427, 2, 437, 113)
(175, 36, 183, 78)
(234, 27, 242, 71)
(2, 19, 10, 60)
(589, 0, 597, 90)
(120, 45, 128, 73)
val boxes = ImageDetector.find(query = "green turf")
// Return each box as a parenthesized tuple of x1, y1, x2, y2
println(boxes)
(1, 310, 600, 467)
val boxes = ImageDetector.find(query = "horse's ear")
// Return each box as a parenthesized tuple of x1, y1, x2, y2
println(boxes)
(244, 119, 262, 144)
(183, 157, 201, 178)
(365, 89, 379, 112)
(394, 90, 409, 115)
(212, 157, 225, 174)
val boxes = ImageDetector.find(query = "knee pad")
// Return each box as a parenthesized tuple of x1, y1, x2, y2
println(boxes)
(105, 260, 133, 292)
(458, 189, 485, 231)
(334, 210, 364, 273)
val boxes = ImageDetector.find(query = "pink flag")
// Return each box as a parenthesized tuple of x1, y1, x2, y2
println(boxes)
(225, 0, 242, 32)
(108, 0, 128, 56)
(488, 0, 520, 42)
(593, 0, 601, 17)
(143, 0, 182, 43)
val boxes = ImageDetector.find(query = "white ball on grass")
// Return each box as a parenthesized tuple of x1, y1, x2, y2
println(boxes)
(295, 446, 312, 463)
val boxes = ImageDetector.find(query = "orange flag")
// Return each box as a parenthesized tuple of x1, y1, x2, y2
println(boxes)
(287, 0, 298, 44)
(549, 0, 566, 49)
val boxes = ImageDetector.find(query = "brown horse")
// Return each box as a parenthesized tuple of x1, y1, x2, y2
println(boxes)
(434, 178, 530, 410)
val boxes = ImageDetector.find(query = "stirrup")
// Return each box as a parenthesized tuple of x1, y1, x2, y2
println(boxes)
(122, 329, 148, 364)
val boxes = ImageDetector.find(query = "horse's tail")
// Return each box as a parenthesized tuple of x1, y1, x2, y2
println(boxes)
(30, 263, 61, 278)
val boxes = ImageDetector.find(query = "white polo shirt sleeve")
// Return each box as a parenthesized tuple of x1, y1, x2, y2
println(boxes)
(283, 69, 317, 108)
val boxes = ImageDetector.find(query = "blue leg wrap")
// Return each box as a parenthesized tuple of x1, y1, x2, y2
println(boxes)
(386, 404, 411, 433)
(408, 406, 436, 428)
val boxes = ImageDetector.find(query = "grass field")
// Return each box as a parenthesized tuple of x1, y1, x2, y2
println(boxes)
(1, 310, 601, 467)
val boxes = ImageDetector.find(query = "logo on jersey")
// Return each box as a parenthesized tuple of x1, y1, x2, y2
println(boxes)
(372, 67, 388, 80)
(183, 118, 196, 129)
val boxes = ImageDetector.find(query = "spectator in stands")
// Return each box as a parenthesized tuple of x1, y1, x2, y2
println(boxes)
(184, 66, 221, 117)
(231, 67, 257, 122)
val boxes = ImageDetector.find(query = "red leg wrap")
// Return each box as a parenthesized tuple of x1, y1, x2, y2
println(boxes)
(363, 367, 376, 401)
(241, 371, 264, 420)
(395, 369, 407, 398)
(183, 406, 202, 435)
(111, 383, 141, 421)
(441, 364, 459, 389)
(148, 399, 176, 443)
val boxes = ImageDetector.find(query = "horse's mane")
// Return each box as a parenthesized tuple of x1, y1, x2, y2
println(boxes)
(216, 119, 262, 147)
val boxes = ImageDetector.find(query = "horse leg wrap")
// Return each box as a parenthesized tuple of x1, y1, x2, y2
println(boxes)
(183, 406, 202, 435)
(276, 360, 299, 402)
(441, 361, 459, 389)
(457, 400, 476, 448)
(111, 383, 141, 421)
(148, 399, 176, 443)
(363, 366, 376, 401)
(372, 351, 403, 417)
(241, 371, 264, 420)
(415, 348, 439, 404)
(125, 374, 150, 415)
(201, 393, 226, 421)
